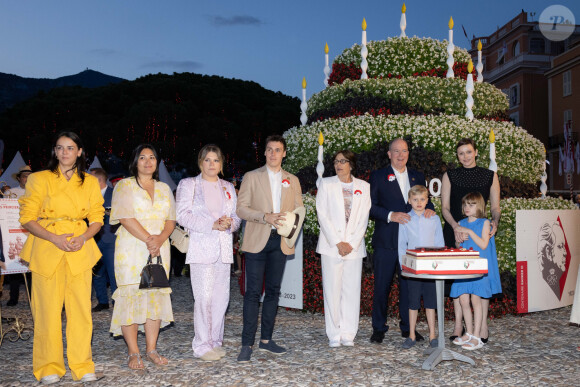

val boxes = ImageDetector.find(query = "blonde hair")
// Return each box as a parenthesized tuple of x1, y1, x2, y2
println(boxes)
(461, 192, 486, 218)
(198, 144, 224, 175)
(408, 184, 428, 199)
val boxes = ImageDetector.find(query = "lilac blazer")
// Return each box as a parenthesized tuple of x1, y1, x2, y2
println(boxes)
(176, 175, 241, 264)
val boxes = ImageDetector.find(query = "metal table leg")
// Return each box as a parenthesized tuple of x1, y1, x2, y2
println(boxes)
(421, 279, 475, 370)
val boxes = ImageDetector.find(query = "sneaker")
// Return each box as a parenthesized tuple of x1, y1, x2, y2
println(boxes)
(340, 340, 354, 347)
(237, 346, 252, 363)
(212, 346, 226, 358)
(329, 340, 341, 348)
(80, 373, 98, 382)
(258, 340, 287, 355)
(40, 374, 60, 385)
(370, 330, 385, 343)
(429, 338, 439, 348)
(402, 337, 416, 349)
(200, 349, 221, 362)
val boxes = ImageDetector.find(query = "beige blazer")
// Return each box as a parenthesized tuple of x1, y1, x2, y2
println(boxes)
(237, 165, 303, 255)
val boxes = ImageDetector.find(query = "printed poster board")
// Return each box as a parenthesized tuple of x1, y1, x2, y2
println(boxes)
(516, 210, 579, 313)
(0, 198, 30, 274)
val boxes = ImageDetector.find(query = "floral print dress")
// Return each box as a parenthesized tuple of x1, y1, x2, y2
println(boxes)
(109, 177, 176, 336)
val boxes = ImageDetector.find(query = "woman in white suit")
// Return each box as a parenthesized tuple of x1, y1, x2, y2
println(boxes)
(316, 149, 371, 347)
(176, 144, 241, 361)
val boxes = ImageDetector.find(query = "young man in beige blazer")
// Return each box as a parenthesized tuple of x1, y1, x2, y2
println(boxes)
(236, 135, 303, 363)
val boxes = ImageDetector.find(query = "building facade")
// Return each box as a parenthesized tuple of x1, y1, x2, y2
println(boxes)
(469, 11, 580, 194)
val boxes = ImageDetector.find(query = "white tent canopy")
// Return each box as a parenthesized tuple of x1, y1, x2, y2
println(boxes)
(89, 155, 103, 170)
(0, 151, 27, 188)
(158, 160, 176, 192)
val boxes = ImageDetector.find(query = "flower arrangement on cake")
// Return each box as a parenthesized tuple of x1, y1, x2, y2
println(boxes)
(285, 12, 576, 319)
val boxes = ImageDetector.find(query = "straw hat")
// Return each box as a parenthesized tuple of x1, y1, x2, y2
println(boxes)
(276, 206, 306, 248)
(12, 165, 32, 180)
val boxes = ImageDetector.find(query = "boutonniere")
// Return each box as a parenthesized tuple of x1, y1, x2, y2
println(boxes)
(282, 179, 290, 188)
(354, 189, 362, 196)
(222, 186, 232, 200)
(388, 174, 396, 182)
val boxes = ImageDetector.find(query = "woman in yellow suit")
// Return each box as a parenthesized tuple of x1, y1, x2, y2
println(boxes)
(19, 132, 104, 385)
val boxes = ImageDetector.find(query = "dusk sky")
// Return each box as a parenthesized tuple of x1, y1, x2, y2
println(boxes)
(1, 1, 578, 99)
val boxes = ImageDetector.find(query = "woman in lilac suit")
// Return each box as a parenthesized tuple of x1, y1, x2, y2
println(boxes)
(176, 144, 241, 361)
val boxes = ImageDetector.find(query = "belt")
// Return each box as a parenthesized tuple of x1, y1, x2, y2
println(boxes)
(41, 217, 83, 227)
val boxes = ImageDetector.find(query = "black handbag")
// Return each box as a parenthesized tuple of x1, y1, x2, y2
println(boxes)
(139, 255, 170, 289)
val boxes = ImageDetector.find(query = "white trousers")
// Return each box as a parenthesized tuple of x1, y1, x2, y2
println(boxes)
(190, 261, 231, 357)
(321, 255, 363, 343)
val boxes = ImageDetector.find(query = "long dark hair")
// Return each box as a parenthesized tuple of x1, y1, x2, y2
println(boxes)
(47, 131, 87, 185)
(129, 144, 160, 187)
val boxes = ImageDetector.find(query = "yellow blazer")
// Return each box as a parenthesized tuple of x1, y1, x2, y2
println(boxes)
(19, 170, 104, 278)
(237, 166, 303, 255)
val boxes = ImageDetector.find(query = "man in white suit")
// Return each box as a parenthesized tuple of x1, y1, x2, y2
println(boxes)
(316, 150, 371, 347)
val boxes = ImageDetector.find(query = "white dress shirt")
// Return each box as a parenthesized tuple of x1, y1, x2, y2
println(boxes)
(267, 167, 282, 213)
(267, 167, 282, 229)
(387, 167, 411, 222)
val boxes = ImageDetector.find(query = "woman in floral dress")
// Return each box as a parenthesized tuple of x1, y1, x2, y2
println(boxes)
(109, 144, 176, 369)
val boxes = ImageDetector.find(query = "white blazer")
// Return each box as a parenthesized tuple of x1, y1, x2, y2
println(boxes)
(316, 176, 371, 259)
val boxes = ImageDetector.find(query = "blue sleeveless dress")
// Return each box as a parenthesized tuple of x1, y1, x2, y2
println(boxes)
(449, 218, 502, 298)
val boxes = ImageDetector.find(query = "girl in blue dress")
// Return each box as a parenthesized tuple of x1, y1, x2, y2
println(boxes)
(450, 192, 501, 350)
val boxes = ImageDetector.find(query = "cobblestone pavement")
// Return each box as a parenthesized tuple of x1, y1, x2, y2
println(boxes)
(1, 275, 579, 386)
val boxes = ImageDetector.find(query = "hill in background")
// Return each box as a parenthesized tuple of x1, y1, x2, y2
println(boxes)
(0, 69, 125, 113)
(0, 72, 300, 177)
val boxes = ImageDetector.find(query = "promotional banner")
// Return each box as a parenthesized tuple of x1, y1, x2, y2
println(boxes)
(278, 231, 303, 309)
(516, 210, 580, 313)
(0, 198, 30, 274)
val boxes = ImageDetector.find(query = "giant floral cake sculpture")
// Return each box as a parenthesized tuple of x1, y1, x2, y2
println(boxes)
(282, 35, 576, 317)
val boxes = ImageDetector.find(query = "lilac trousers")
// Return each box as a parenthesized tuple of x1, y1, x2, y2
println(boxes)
(189, 261, 231, 357)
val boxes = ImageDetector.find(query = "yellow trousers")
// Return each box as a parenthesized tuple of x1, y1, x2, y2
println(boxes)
(31, 257, 94, 381)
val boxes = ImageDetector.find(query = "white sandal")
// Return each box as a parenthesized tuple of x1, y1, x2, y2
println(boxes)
(453, 333, 472, 346)
(462, 336, 484, 350)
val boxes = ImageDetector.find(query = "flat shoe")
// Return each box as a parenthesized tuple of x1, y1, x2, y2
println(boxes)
(481, 329, 489, 344)
(146, 349, 168, 366)
(127, 353, 145, 370)
(402, 337, 416, 349)
(200, 349, 221, 361)
(212, 346, 227, 358)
